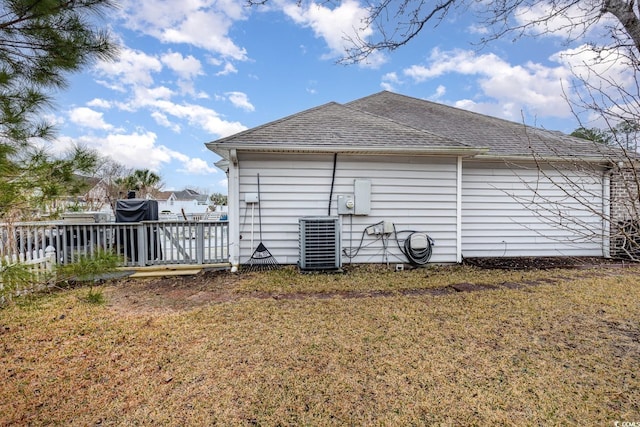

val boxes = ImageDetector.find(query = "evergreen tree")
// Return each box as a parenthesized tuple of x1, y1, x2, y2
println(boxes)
(570, 127, 613, 145)
(0, 0, 118, 220)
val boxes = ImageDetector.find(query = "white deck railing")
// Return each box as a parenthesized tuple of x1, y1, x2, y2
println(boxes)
(1, 246, 57, 303)
(0, 220, 229, 268)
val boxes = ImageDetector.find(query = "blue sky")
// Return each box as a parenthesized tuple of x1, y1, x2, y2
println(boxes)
(48, 0, 623, 194)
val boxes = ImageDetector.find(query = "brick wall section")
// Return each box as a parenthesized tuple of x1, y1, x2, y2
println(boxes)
(609, 167, 640, 257)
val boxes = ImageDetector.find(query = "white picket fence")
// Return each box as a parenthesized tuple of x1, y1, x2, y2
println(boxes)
(0, 246, 56, 302)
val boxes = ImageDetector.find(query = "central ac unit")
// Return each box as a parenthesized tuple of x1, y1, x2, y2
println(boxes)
(299, 216, 341, 271)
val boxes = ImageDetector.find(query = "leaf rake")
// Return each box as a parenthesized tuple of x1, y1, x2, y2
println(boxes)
(245, 174, 279, 271)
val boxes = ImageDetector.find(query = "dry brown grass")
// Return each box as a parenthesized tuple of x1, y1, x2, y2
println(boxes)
(1, 265, 639, 425)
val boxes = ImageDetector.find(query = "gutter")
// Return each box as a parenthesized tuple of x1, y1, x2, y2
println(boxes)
(205, 143, 488, 160)
(472, 153, 614, 165)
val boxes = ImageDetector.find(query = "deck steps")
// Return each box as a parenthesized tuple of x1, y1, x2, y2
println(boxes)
(122, 263, 229, 278)
(128, 268, 203, 278)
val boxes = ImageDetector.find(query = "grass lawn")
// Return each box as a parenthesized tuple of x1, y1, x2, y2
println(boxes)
(1, 265, 639, 425)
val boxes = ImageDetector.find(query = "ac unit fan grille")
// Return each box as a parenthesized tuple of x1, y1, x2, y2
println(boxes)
(299, 217, 341, 271)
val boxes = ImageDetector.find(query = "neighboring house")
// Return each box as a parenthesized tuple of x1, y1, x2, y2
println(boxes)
(206, 91, 621, 268)
(51, 175, 114, 216)
(154, 189, 211, 217)
(80, 177, 114, 213)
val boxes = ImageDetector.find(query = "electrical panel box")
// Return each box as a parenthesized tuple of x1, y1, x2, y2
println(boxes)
(354, 179, 371, 215)
(245, 193, 259, 203)
(337, 194, 355, 215)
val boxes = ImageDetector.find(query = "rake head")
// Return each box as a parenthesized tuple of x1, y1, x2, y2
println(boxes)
(244, 242, 279, 272)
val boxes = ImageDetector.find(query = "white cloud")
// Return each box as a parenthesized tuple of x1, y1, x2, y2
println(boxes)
(283, 0, 386, 67)
(161, 51, 203, 80)
(468, 23, 490, 35)
(120, 85, 247, 137)
(431, 85, 446, 100)
(216, 62, 238, 76)
(114, 87, 228, 138)
(195, 91, 210, 100)
(69, 107, 114, 131)
(43, 112, 65, 127)
(550, 44, 633, 86)
(91, 40, 246, 139)
(129, 86, 175, 108)
(120, 0, 248, 60)
(61, 132, 220, 183)
(60, 130, 217, 178)
(400, 43, 638, 125)
(86, 98, 112, 109)
(162, 11, 247, 59)
(513, 2, 606, 39)
(403, 48, 574, 119)
(176, 80, 197, 96)
(177, 157, 218, 175)
(151, 100, 247, 137)
(381, 72, 401, 91)
(226, 91, 255, 112)
(95, 47, 162, 87)
(550, 44, 638, 127)
(60, 131, 169, 171)
(151, 111, 181, 133)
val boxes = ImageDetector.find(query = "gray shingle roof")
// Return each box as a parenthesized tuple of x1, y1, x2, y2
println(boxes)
(209, 101, 469, 151)
(155, 189, 207, 202)
(347, 91, 606, 158)
(207, 91, 610, 159)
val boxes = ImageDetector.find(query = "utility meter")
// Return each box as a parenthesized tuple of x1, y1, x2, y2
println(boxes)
(337, 194, 355, 215)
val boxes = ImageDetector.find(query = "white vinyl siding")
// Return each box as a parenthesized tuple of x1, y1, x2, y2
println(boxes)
(461, 160, 605, 257)
(237, 153, 458, 265)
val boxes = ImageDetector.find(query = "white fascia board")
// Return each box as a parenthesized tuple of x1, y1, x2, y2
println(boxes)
(206, 143, 487, 158)
(473, 153, 613, 166)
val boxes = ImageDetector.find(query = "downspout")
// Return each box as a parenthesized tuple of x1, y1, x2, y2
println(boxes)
(456, 156, 463, 263)
(603, 167, 612, 258)
(229, 149, 241, 271)
(328, 153, 338, 216)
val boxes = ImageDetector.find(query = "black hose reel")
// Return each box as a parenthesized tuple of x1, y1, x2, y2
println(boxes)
(400, 231, 435, 266)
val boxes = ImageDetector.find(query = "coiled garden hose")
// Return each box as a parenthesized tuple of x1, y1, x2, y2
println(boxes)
(402, 232, 434, 266)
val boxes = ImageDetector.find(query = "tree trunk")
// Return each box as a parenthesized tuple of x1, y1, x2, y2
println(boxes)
(603, 0, 640, 56)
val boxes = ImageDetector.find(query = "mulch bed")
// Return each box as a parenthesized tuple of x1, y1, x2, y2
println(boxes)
(462, 256, 631, 270)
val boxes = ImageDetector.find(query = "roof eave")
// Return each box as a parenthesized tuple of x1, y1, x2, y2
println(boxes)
(474, 153, 614, 165)
(205, 143, 487, 159)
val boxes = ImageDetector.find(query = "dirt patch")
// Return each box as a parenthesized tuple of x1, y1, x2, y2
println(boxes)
(104, 258, 637, 314)
(105, 272, 460, 314)
(105, 268, 242, 313)
(449, 282, 499, 292)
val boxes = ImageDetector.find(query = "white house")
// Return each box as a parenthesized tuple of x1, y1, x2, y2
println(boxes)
(206, 91, 618, 269)
(154, 189, 211, 218)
